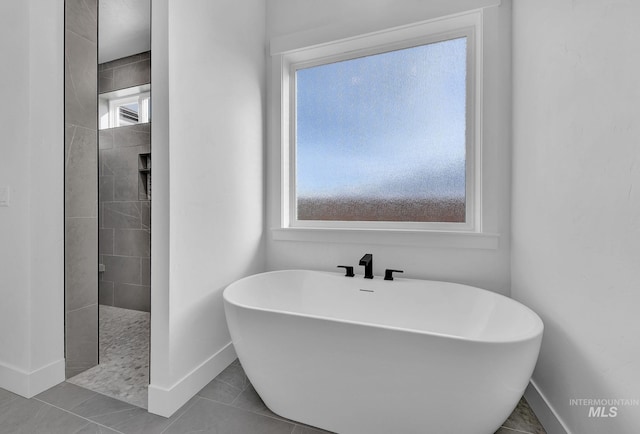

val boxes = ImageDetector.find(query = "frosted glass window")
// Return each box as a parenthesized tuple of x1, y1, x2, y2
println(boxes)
(295, 37, 467, 223)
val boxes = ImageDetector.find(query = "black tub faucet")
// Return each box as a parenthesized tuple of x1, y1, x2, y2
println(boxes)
(384, 269, 404, 281)
(359, 253, 373, 279)
(337, 265, 355, 277)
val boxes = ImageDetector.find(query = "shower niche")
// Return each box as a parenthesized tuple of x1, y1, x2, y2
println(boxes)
(138, 152, 151, 201)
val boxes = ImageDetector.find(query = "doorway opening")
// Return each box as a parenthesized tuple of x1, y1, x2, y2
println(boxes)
(64, 0, 151, 409)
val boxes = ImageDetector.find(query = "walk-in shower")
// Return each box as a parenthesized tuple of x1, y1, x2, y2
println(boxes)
(64, 0, 151, 408)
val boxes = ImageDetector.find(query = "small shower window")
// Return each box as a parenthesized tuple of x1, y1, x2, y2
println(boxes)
(110, 93, 150, 128)
(99, 84, 151, 130)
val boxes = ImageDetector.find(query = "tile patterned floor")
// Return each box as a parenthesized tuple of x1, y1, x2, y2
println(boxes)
(1, 358, 546, 433)
(67, 305, 150, 408)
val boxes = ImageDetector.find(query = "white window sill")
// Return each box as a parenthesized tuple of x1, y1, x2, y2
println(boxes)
(271, 227, 500, 249)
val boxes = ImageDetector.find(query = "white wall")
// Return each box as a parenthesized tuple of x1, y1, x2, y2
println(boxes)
(0, 0, 65, 396)
(512, 1, 640, 433)
(266, 0, 513, 294)
(148, 0, 266, 416)
(0, 1, 31, 388)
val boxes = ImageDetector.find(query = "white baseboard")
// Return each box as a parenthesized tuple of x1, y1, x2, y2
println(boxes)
(148, 342, 237, 417)
(525, 380, 571, 434)
(0, 358, 65, 398)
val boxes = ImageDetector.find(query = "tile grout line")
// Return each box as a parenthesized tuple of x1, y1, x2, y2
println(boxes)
(499, 426, 536, 434)
(216, 375, 246, 394)
(78, 0, 96, 23)
(199, 394, 238, 407)
(159, 396, 204, 434)
(32, 398, 127, 434)
(66, 27, 97, 46)
(65, 303, 99, 316)
(35, 393, 139, 417)
(198, 395, 297, 429)
(226, 387, 244, 407)
(37, 381, 145, 416)
(233, 397, 299, 428)
(65, 125, 77, 169)
(72, 421, 95, 434)
(0, 395, 20, 410)
(221, 368, 306, 428)
(208, 378, 243, 395)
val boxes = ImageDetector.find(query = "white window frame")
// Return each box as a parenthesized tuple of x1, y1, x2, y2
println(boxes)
(277, 13, 482, 233)
(108, 91, 151, 128)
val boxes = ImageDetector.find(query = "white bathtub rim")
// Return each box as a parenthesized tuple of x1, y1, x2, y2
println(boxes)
(224, 269, 544, 345)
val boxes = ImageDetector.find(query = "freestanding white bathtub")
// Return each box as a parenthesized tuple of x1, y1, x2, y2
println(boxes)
(223, 270, 543, 434)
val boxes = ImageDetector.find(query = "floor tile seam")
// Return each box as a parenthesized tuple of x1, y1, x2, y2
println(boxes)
(197, 395, 296, 428)
(66, 27, 97, 46)
(82, 358, 145, 369)
(499, 426, 536, 434)
(240, 402, 294, 426)
(66, 302, 99, 315)
(225, 387, 264, 415)
(71, 421, 95, 434)
(99, 253, 152, 259)
(65, 125, 78, 169)
(157, 396, 206, 434)
(0, 395, 20, 409)
(93, 389, 148, 412)
(228, 388, 243, 407)
(199, 394, 237, 407)
(45, 382, 100, 407)
(76, 402, 141, 419)
(32, 400, 52, 421)
(292, 423, 332, 434)
(31, 397, 127, 434)
(26, 404, 93, 434)
(216, 377, 245, 393)
(78, 0, 97, 23)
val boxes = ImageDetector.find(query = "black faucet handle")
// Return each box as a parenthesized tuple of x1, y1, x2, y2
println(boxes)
(384, 269, 404, 281)
(359, 253, 372, 265)
(337, 265, 355, 277)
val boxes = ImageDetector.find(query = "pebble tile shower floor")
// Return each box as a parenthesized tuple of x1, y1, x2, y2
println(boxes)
(1, 356, 546, 433)
(67, 305, 150, 408)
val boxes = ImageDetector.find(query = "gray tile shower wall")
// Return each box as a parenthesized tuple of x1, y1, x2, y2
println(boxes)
(65, 0, 98, 379)
(99, 124, 151, 312)
(99, 51, 151, 93)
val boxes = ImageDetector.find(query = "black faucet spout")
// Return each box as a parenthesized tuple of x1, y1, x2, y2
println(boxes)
(359, 253, 374, 279)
